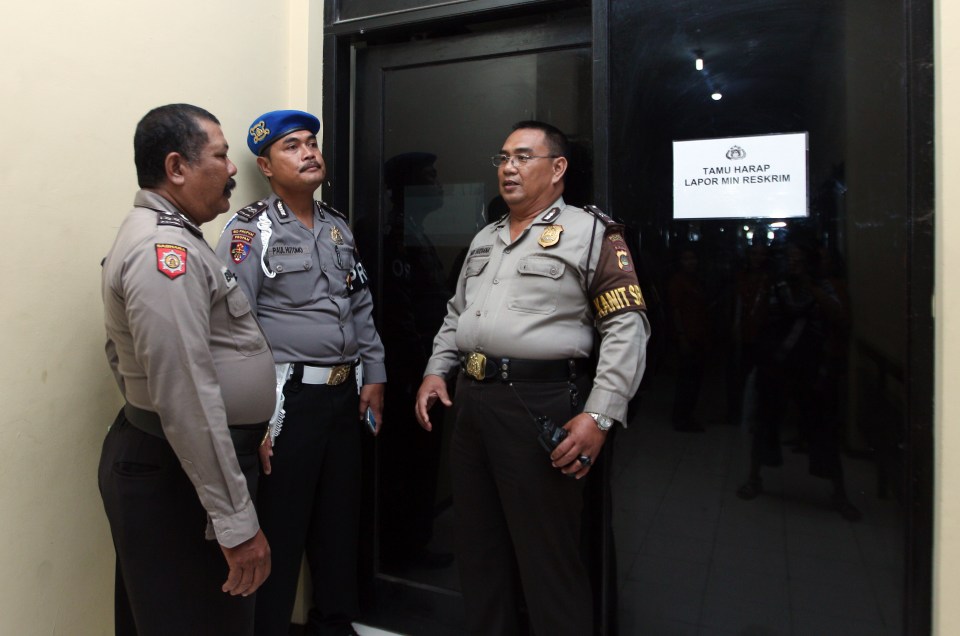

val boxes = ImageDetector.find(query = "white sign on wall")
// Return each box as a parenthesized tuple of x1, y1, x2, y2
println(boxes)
(672, 132, 808, 219)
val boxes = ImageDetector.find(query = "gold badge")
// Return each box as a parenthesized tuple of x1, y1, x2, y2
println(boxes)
(330, 227, 344, 245)
(538, 224, 564, 248)
(249, 120, 270, 145)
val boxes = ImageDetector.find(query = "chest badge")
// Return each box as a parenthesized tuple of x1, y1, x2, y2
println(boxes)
(330, 226, 344, 245)
(538, 224, 564, 248)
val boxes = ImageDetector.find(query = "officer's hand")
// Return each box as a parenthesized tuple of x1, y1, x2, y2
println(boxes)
(359, 383, 385, 435)
(414, 375, 451, 431)
(220, 529, 271, 596)
(550, 413, 608, 479)
(259, 436, 273, 475)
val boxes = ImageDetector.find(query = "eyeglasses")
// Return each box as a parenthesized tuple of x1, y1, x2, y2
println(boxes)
(490, 154, 559, 168)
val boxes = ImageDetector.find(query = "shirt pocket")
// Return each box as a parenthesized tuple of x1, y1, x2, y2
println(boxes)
(462, 255, 489, 307)
(270, 254, 317, 306)
(225, 287, 269, 356)
(507, 255, 566, 314)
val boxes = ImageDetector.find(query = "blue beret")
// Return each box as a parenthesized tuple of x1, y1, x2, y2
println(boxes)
(247, 110, 321, 156)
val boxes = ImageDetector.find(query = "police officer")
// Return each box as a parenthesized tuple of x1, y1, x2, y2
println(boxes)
(99, 103, 274, 636)
(216, 110, 386, 636)
(415, 121, 650, 635)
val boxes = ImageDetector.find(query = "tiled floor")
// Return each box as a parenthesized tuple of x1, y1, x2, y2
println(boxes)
(360, 365, 905, 635)
(613, 372, 904, 636)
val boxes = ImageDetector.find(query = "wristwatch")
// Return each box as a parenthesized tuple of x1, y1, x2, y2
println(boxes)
(588, 412, 615, 432)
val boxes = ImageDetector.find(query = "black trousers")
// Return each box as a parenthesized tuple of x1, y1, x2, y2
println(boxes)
(451, 375, 593, 636)
(98, 412, 262, 636)
(254, 381, 361, 636)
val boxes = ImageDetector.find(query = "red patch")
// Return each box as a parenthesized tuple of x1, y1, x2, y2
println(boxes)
(156, 243, 188, 279)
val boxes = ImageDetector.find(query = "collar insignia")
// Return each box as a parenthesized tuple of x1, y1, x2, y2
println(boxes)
(542, 207, 561, 223)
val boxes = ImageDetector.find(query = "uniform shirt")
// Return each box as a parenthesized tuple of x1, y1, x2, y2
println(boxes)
(424, 197, 650, 423)
(102, 189, 276, 547)
(216, 193, 386, 384)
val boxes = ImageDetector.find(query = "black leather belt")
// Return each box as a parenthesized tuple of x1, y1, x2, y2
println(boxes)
(458, 352, 590, 383)
(123, 403, 265, 453)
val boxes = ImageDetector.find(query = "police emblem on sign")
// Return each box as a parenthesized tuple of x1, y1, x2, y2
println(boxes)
(156, 243, 188, 279)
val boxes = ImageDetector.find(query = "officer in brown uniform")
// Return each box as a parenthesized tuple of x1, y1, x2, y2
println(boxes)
(415, 121, 650, 635)
(99, 104, 275, 636)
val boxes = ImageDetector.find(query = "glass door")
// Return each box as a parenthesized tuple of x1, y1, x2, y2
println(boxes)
(351, 14, 593, 634)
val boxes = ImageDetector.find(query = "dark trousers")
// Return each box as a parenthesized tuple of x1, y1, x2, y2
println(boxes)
(254, 381, 361, 636)
(98, 413, 261, 636)
(451, 376, 593, 636)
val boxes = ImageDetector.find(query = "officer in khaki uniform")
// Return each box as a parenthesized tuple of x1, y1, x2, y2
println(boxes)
(415, 121, 650, 635)
(99, 104, 275, 636)
(215, 110, 386, 636)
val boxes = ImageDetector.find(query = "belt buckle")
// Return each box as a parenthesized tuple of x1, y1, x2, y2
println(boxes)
(327, 364, 351, 386)
(464, 352, 488, 381)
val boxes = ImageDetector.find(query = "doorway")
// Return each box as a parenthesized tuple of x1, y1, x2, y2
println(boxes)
(323, 1, 932, 634)
(348, 11, 594, 633)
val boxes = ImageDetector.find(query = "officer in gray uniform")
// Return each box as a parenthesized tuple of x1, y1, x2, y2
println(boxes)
(216, 110, 386, 636)
(99, 104, 275, 636)
(415, 121, 650, 635)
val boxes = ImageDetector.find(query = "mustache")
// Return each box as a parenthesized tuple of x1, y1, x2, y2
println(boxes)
(223, 178, 237, 195)
(300, 161, 322, 173)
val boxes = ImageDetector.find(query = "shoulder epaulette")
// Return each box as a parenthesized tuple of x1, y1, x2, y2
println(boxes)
(583, 204, 619, 227)
(317, 200, 348, 220)
(156, 210, 184, 229)
(235, 200, 269, 222)
(154, 208, 203, 238)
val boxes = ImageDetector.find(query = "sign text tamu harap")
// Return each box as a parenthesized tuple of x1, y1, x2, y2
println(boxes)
(672, 132, 808, 219)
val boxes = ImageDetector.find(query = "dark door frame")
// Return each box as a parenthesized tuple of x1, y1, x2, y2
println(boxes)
(903, 2, 934, 634)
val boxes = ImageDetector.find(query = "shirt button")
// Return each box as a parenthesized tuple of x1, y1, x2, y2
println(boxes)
(493, 279, 499, 284)
(475, 310, 481, 317)
(304, 261, 310, 269)
(276, 265, 284, 272)
(322, 265, 327, 272)
(550, 267, 557, 275)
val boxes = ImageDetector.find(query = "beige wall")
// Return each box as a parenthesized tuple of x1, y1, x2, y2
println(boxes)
(0, 1, 323, 633)
(935, 1, 960, 633)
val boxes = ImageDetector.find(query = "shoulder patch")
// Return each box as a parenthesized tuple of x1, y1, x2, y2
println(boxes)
(606, 229, 634, 273)
(235, 200, 268, 222)
(583, 204, 618, 227)
(230, 228, 254, 264)
(156, 243, 188, 279)
(317, 200, 348, 221)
